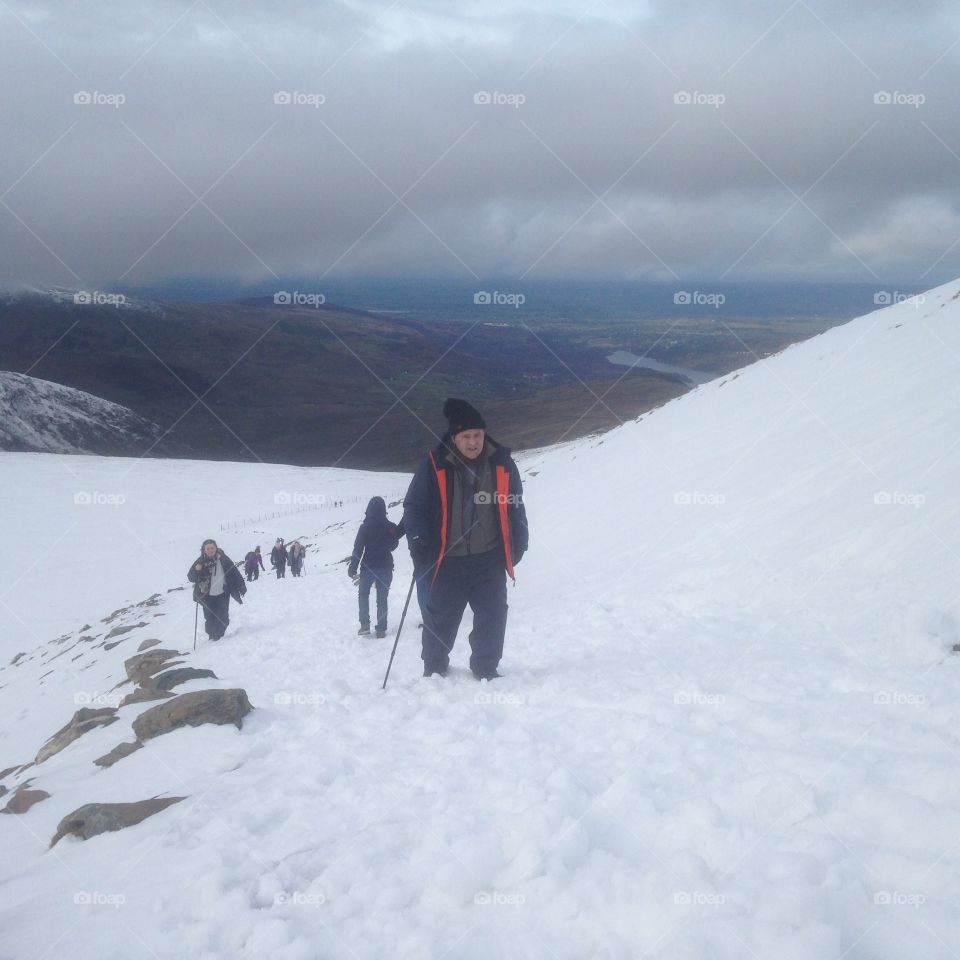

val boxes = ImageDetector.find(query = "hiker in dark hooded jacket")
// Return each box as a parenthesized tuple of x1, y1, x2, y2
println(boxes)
(270, 538, 287, 578)
(348, 496, 400, 638)
(187, 539, 246, 641)
(403, 398, 528, 680)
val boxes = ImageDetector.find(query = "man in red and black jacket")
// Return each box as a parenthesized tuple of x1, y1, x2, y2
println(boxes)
(402, 398, 529, 679)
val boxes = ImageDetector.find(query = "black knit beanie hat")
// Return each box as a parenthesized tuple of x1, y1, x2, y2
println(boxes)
(443, 398, 486, 436)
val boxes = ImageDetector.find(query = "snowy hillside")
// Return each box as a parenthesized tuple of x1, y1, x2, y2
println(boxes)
(0, 372, 167, 456)
(2, 279, 960, 959)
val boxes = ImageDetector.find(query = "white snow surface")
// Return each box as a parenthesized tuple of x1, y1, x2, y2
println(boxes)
(0, 372, 163, 455)
(2, 280, 960, 958)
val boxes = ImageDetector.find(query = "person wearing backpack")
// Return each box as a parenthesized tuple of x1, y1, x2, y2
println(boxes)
(187, 539, 246, 641)
(270, 538, 287, 578)
(347, 497, 400, 638)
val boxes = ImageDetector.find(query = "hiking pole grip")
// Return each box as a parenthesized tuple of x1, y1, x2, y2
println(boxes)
(382, 572, 417, 690)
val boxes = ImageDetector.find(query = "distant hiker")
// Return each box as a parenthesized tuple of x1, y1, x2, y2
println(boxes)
(244, 546, 265, 582)
(187, 539, 246, 641)
(270, 538, 287, 578)
(288, 541, 305, 577)
(403, 398, 528, 679)
(348, 496, 400, 638)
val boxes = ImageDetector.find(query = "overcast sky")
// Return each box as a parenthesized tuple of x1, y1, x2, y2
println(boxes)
(3, 0, 960, 288)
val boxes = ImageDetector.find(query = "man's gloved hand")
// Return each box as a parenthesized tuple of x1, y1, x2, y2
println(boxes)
(351, 574, 361, 586)
(347, 564, 357, 579)
(410, 538, 429, 567)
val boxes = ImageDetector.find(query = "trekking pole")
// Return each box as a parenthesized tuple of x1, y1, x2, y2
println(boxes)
(193, 601, 199, 651)
(382, 573, 417, 690)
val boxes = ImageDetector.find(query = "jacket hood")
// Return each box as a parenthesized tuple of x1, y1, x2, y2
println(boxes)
(364, 496, 387, 520)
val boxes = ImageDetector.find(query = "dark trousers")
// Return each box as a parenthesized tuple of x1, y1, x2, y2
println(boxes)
(275, 562, 286, 579)
(422, 549, 507, 676)
(201, 591, 231, 640)
(359, 566, 392, 630)
(413, 560, 431, 623)
(245, 567, 259, 581)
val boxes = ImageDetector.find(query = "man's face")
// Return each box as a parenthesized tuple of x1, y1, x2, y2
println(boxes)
(203, 543, 218, 557)
(453, 428, 485, 460)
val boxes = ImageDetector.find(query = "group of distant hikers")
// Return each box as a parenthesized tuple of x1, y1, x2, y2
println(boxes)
(187, 398, 529, 680)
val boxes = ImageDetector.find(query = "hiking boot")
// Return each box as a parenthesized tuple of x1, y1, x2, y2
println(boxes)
(358, 625, 371, 636)
(472, 669, 502, 681)
(423, 665, 448, 678)
(375, 627, 386, 639)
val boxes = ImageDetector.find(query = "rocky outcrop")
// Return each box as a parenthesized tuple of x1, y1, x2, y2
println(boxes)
(50, 797, 185, 846)
(153, 667, 217, 692)
(123, 649, 184, 686)
(36, 708, 118, 764)
(137, 638, 161, 652)
(94, 741, 143, 768)
(118, 687, 175, 708)
(2, 782, 50, 814)
(132, 689, 253, 743)
(105, 622, 147, 640)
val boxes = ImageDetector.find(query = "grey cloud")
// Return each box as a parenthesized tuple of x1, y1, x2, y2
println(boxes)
(2, 0, 960, 286)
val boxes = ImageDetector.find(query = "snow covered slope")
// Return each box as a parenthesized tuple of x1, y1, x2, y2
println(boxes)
(1, 280, 959, 959)
(0, 372, 166, 456)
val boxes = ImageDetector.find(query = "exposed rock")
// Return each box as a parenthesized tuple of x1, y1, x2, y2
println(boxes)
(0, 765, 16, 781)
(2, 782, 50, 814)
(133, 689, 253, 743)
(153, 667, 217, 692)
(118, 686, 175, 707)
(102, 605, 133, 624)
(123, 649, 184, 686)
(137, 638, 161, 652)
(94, 741, 143, 768)
(166, 586, 185, 593)
(36, 708, 118, 764)
(80, 623, 91, 631)
(105, 622, 147, 640)
(137, 593, 162, 608)
(78, 635, 97, 642)
(50, 796, 185, 846)
(10, 652, 26, 666)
